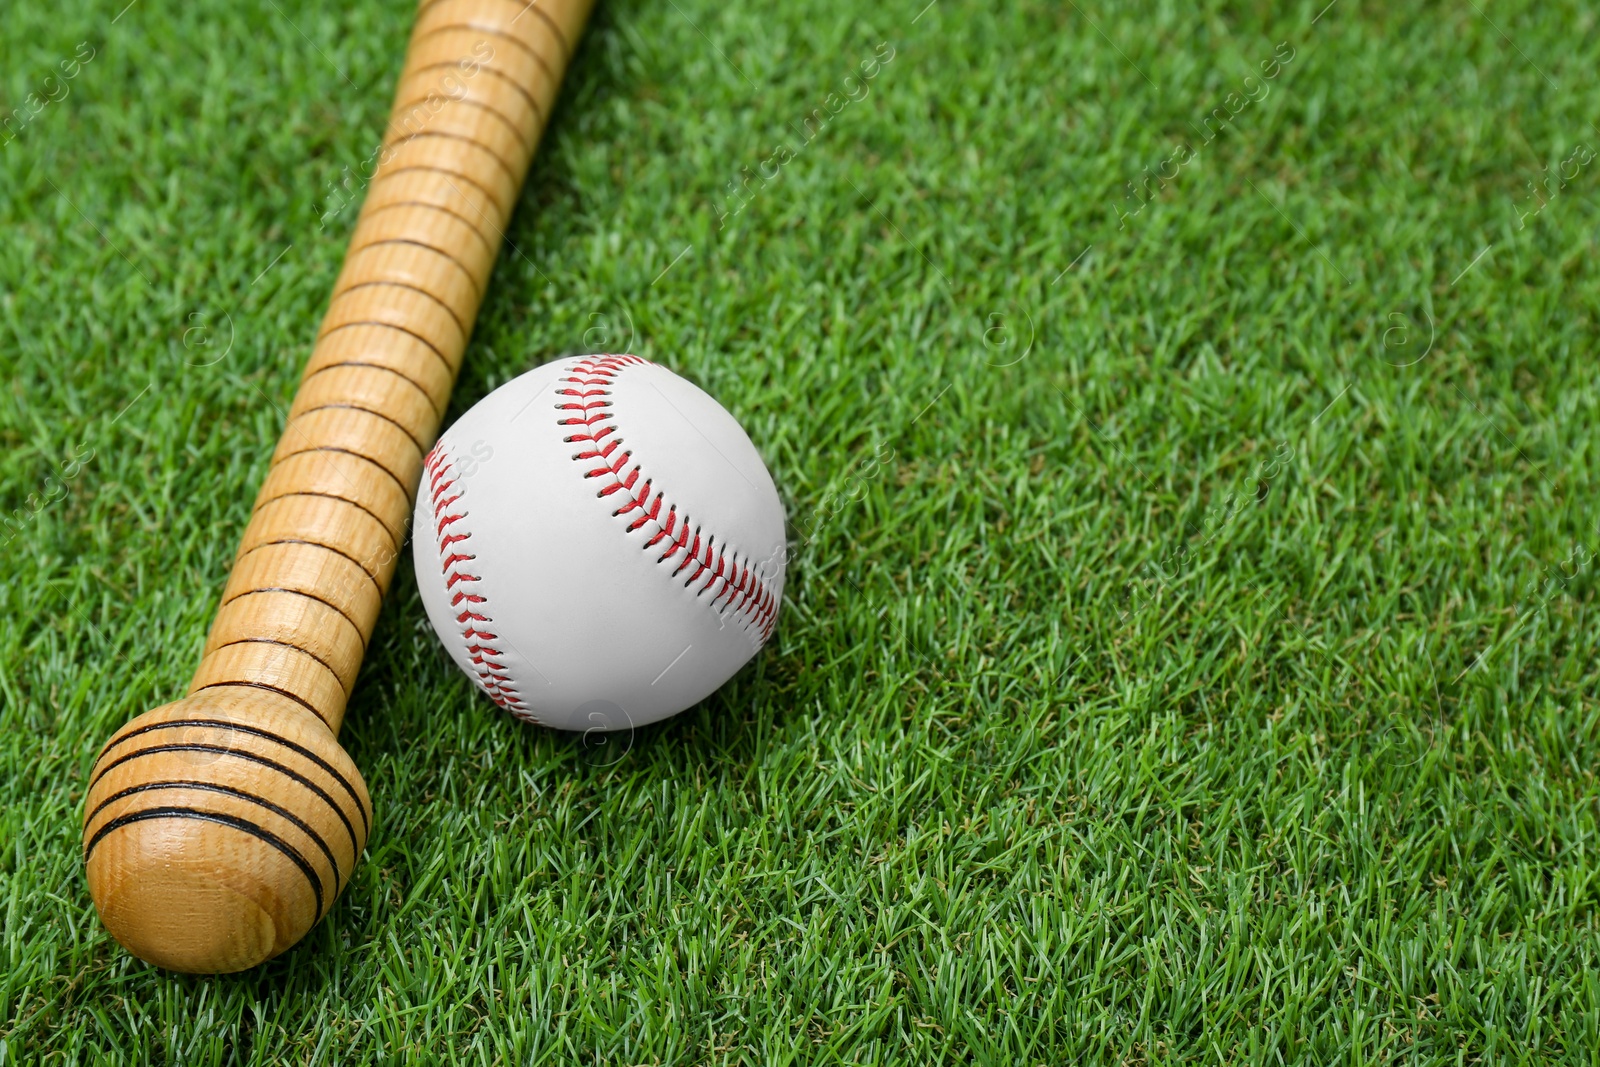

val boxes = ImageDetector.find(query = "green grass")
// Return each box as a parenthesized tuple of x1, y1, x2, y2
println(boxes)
(4, 0, 1600, 1061)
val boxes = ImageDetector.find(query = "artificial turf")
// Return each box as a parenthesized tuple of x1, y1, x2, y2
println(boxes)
(3, 0, 1600, 1061)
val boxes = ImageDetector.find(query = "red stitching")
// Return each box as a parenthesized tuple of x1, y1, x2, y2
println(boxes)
(423, 445, 536, 719)
(557, 355, 780, 643)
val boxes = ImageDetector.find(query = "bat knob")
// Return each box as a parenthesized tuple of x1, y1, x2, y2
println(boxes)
(83, 690, 372, 973)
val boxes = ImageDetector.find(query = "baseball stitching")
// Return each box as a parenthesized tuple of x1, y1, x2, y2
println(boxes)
(556, 355, 780, 644)
(422, 444, 536, 721)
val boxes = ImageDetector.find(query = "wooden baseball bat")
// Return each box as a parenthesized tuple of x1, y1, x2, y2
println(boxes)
(83, 0, 596, 973)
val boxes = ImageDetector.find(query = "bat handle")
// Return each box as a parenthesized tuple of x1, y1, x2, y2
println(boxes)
(83, 0, 593, 972)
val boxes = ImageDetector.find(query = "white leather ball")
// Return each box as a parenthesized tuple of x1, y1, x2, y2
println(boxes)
(412, 355, 786, 731)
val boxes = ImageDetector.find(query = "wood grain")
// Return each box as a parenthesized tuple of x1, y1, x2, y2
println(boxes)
(83, 0, 595, 973)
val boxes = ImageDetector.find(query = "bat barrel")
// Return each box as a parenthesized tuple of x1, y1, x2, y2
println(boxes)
(84, 0, 594, 973)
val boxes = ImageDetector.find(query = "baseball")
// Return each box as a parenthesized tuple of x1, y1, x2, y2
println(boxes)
(412, 355, 786, 731)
